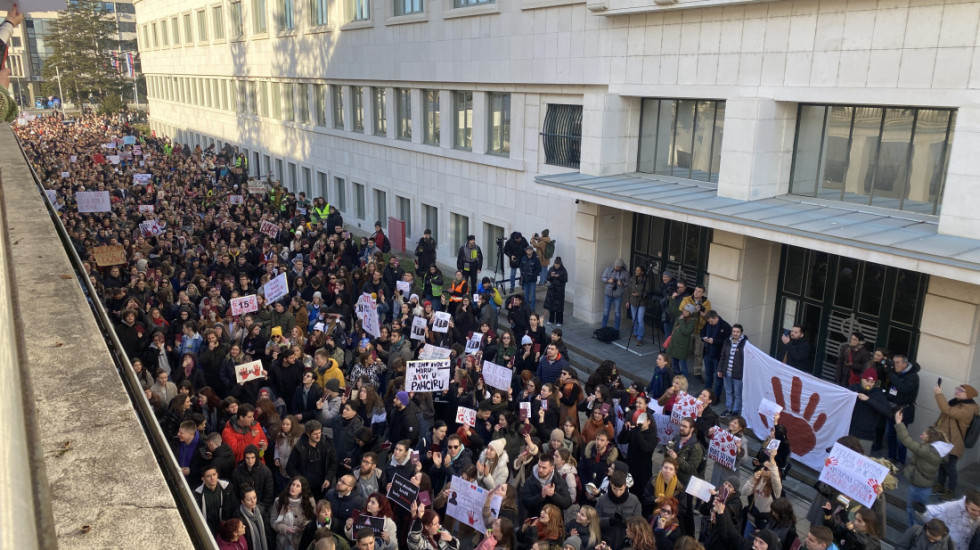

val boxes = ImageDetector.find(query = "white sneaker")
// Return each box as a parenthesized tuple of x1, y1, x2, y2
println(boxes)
(556, 323, 562, 327)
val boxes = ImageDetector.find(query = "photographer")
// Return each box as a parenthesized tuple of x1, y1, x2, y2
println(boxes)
(885, 355, 919, 467)
(599, 259, 629, 333)
(0, 5, 23, 122)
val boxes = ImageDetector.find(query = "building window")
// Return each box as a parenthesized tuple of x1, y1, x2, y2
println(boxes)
(450, 213, 469, 254)
(455, 0, 492, 7)
(541, 104, 582, 169)
(247, 81, 258, 114)
(373, 87, 387, 136)
(317, 171, 328, 198)
(394, 0, 422, 16)
(288, 162, 298, 189)
(316, 84, 327, 126)
(453, 91, 473, 151)
(253, 0, 268, 33)
(275, 158, 284, 182)
(276, 0, 295, 30)
(298, 83, 311, 124)
(117, 3, 136, 13)
(397, 196, 412, 236)
(167, 18, 176, 45)
(283, 83, 295, 122)
(396, 88, 411, 140)
(348, 0, 370, 21)
(483, 223, 504, 266)
(183, 13, 193, 42)
(637, 98, 725, 183)
(310, 0, 328, 25)
(197, 10, 208, 41)
(142, 25, 150, 48)
(488, 92, 510, 156)
(332, 85, 345, 129)
(351, 86, 364, 131)
(303, 167, 313, 196)
(229, 1, 244, 38)
(253, 152, 260, 176)
(422, 204, 439, 243)
(263, 155, 272, 177)
(118, 21, 136, 33)
(221, 79, 229, 110)
(353, 182, 366, 219)
(789, 105, 954, 215)
(422, 89, 440, 145)
(374, 190, 387, 228)
(259, 81, 268, 116)
(270, 82, 281, 119)
(334, 177, 347, 211)
(212, 5, 225, 39)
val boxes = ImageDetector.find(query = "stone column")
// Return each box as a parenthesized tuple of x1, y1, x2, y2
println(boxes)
(572, 201, 632, 324)
(939, 104, 980, 239)
(716, 98, 796, 201)
(579, 93, 641, 176)
(705, 230, 780, 340)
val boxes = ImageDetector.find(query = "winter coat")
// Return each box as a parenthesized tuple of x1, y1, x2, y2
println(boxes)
(232, 453, 276, 511)
(519, 252, 542, 284)
(718, 336, 748, 380)
(600, 265, 629, 298)
(543, 265, 568, 312)
(172, 351, 208, 391)
(886, 362, 921, 424)
(925, 497, 980, 550)
(895, 524, 955, 550)
(330, 413, 365, 464)
(195, 480, 238, 536)
(626, 274, 652, 308)
(199, 342, 230, 391)
(646, 364, 675, 400)
(291, 384, 324, 422)
(616, 423, 658, 492)
(519, 462, 574, 519)
(896, 423, 945, 488)
(835, 343, 872, 387)
(848, 383, 892, 441)
(475, 448, 510, 490)
(700, 318, 732, 361)
(387, 402, 421, 447)
(934, 394, 979, 457)
(286, 433, 338, 492)
(536, 352, 569, 386)
(579, 441, 620, 488)
(666, 316, 696, 360)
(595, 490, 642, 549)
(407, 518, 461, 550)
(531, 235, 552, 269)
(222, 419, 270, 464)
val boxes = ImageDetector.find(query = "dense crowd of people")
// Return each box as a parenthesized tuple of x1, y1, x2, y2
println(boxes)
(13, 111, 980, 550)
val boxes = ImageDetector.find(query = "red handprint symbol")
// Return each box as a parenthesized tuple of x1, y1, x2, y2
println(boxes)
(824, 456, 838, 467)
(761, 376, 827, 456)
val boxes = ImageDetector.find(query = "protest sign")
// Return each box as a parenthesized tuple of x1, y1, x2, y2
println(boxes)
(350, 511, 385, 534)
(758, 398, 783, 428)
(655, 413, 675, 443)
(45, 189, 57, 204)
(108, 155, 121, 165)
(396, 281, 411, 296)
(685, 476, 715, 502)
(455, 407, 477, 427)
(488, 495, 503, 519)
(139, 220, 163, 236)
(387, 473, 419, 511)
(60, 171, 70, 178)
(247, 180, 268, 194)
(230, 295, 259, 316)
(138, 204, 154, 214)
(355, 293, 381, 338)
(707, 429, 741, 470)
(766, 439, 781, 453)
(445, 476, 488, 534)
(432, 312, 451, 333)
(482, 361, 512, 392)
(91, 245, 127, 267)
(132, 173, 153, 185)
(123, 135, 137, 145)
(406, 360, 451, 392)
(418, 344, 452, 361)
(69, 155, 77, 163)
(263, 273, 289, 304)
(76, 191, 112, 213)
(234, 360, 266, 384)
(260, 220, 279, 238)
(101, 142, 116, 149)
(464, 333, 483, 355)
(818, 443, 890, 509)
(410, 316, 427, 341)
(670, 391, 699, 426)
(133, 146, 142, 156)
(229, 195, 244, 205)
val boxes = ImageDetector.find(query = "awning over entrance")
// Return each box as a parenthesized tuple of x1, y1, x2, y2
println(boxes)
(536, 172, 980, 285)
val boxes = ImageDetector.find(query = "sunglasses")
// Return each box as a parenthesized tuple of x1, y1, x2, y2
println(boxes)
(662, 509, 674, 515)
(447, 445, 460, 449)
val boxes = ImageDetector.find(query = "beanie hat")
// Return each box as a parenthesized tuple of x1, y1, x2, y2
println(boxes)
(325, 378, 341, 393)
(755, 530, 781, 550)
(615, 258, 626, 268)
(861, 367, 878, 381)
(396, 391, 410, 406)
(563, 536, 582, 550)
(488, 438, 506, 457)
(521, 335, 533, 346)
(550, 429, 565, 444)
(962, 384, 979, 399)
(270, 326, 283, 337)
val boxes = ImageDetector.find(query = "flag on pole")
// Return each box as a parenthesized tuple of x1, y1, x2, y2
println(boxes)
(125, 52, 135, 77)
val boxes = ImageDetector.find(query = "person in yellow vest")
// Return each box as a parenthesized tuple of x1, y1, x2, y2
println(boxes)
(679, 284, 712, 373)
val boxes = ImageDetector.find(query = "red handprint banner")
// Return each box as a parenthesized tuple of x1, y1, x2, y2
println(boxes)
(743, 343, 858, 471)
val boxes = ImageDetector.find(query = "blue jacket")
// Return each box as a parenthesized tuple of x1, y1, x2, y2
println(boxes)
(537, 352, 569, 385)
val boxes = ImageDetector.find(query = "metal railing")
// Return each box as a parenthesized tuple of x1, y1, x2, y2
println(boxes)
(12, 136, 218, 550)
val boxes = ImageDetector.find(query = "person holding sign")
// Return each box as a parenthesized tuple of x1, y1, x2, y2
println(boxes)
(344, 493, 398, 550)
(407, 503, 459, 550)
(821, 506, 882, 550)
(742, 450, 783, 537)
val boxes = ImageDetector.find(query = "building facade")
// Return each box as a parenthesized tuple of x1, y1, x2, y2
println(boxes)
(135, 0, 980, 456)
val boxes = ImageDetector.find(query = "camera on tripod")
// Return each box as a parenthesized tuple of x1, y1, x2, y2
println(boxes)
(496, 237, 505, 247)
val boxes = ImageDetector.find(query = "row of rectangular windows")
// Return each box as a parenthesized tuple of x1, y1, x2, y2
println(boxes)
(145, 75, 511, 155)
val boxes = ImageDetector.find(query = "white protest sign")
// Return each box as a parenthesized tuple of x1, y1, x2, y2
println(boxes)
(482, 361, 512, 392)
(355, 293, 381, 339)
(766, 439, 781, 453)
(685, 476, 715, 502)
(818, 443, 890, 509)
(139, 220, 163, 236)
(455, 407, 477, 427)
(231, 295, 259, 316)
(465, 333, 483, 355)
(260, 220, 279, 238)
(229, 195, 244, 205)
(234, 359, 266, 384)
(60, 171, 70, 178)
(263, 272, 289, 304)
(45, 189, 57, 204)
(488, 495, 503, 519)
(418, 344, 453, 361)
(397, 281, 411, 296)
(76, 191, 112, 213)
(132, 173, 153, 185)
(707, 429, 741, 471)
(101, 142, 116, 149)
(655, 413, 676, 443)
(406, 359, 451, 392)
(445, 476, 488, 534)
(410, 316, 427, 341)
(432, 312, 451, 333)
(670, 391, 699, 426)
(108, 155, 121, 165)
(138, 204, 155, 214)
(69, 155, 77, 163)
(758, 398, 783, 428)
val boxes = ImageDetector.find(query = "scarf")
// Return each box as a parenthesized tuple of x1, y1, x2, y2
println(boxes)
(239, 504, 269, 550)
(654, 472, 678, 503)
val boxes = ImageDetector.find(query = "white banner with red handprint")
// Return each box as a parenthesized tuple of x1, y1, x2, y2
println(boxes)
(818, 443, 889, 508)
(234, 360, 267, 384)
(708, 429, 741, 470)
(445, 475, 488, 534)
(743, 343, 857, 471)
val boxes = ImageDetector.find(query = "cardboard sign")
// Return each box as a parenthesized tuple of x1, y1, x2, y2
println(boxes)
(669, 391, 699, 426)
(655, 413, 675, 443)
(260, 220, 279, 238)
(234, 359, 266, 384)
(445, 476, 488, 534)
(707, 429, 741, 471)
(818, 443, 890, 509)
(455, 406, 477, 427)
(387, 473, 419, 512)
(410, 316, 427, 341)
(229, 195, 244, 205)
(263, 273, 289, 304)
(432, 312, 451, 333)
(355, 293, 381, 339)
(91, 245, 127, 267)
(464, 333, 483, 355)
(138, 204, 155, 214)
(418, 344, 453, 361)
(758, 398, 783, 428)
(132, 173, 153, 185)
(482, 361, 512, 392)
(406, 359, 451, 392)
(685, 476, 715, 502)
(230, 295, 259, 316)
(76, 191, 112, 213)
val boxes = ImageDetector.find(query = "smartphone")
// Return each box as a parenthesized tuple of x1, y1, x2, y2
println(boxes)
(411, 450, 420, 465)
(718, 484, 731, 503)
(938, 377, 942, 387)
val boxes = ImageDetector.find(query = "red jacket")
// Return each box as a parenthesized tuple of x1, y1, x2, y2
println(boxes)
(222, 419, 269, 464)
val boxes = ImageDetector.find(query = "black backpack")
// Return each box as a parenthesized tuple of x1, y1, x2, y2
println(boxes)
(594, 326, 620, 343)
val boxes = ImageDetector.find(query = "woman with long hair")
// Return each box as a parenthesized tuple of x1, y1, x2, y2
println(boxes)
(652, 496, 682, 550)
(767, 498, 799, 550)
(345, 493, 398, 550)
(216, 518, 247, 550)
(160, 393, 192, 441)
(274, 415, 304, 491)
(824, 506, 882, 550)
(625, 517, 656, 550)
(196, 386, 222, 435)
(255, 397, 282, 443)
(565, 505, 601, 550)
(407, 504, 460, 550)
(532, 383, 561, 438)
(562, 418, 587, 459)
(895, 410, 952, 527)
(271, 476, 317, 550)
(482, 483, 518, 525)
(554, 447, 579, 501)
(477, 516, 515, 550)
(517, 503, 563, 549)
(742, 450, 783, 537)
(497, 331, 518, 368)
(657, 375, 689, 416)
(352, 385, 387, 435)
(475, 439, 510, 490)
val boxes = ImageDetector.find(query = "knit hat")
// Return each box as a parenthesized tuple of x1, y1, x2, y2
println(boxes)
(755, 530, 781, 550)
(424, 300, 432, 307)
(270, 326, 283, 337)
(488, 439, 506, 457)
(550, 429, 565, 444)
(396, 391, 410, 406)
(313, 322, 326, 333)
(521, 335, 533, 346)
(563, 536, 582, 550)
(313, 291, 322, 300)
(861, 367, 878, 381)
(325, 378, 341, 393)
(615, 258, 626, 268)
(962, 385, 979, 399)
(410, 294, 419, 302)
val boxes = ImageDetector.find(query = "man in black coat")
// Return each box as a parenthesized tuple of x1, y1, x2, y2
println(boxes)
(506, 294, 531, 339)
(194, 465, 238, 536)
(205, 432, 236, 480)
(618, 414, 658, 496)
(286, 420, 338, 499)
(849, 368, 892, 453)
(503, 231, 528, 292)
(231, 444, 275, 512)
(520, 453, 573, 522)
(268, 346, 304, 411)
(701, 311, 731, 399)
(414, 228, 437, 274)
(386, 391, 420, 447)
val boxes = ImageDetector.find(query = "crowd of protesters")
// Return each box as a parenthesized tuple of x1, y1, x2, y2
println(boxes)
(13, 110, 980, 550)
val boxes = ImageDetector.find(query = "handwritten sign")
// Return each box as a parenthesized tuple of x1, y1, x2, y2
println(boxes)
(406, 359, 451, 392)
(758, 398, 783, 428)
(91, 245, 128, 267)
(76, 191, 112, 213)
(387, 473, 419, 511)
(418, 344, 452, 361)
(231, 295, 259, 316)
(229, 195, 244, 205)
(410, 316, 427, 341)
(247, 181, 268, 194)
(107, 155, 121, 165)
(138, 204, 155, 214)
(260, 220, 279, 239)
(655, 413, 675, 443)
(685, 476, 715, 502)
(139, 220, 163, 236)
(60, 171, 70, 178)
(132, 173, 153, 185)
(482, 361, 512, 392)
(707, 429, 741, 471)
(818, 443, 889, 509)
(670, 391, 699, 426)
(465, 333, 483, 355)
(445, 476, 488, 534)
(455, 407, 477, 427)
(263, 272, 289, 304)
(396, 281, 411, 296)
(355, 293, 381, 339)
(432, 312, 451, 333)
(234, 359, 266, 384)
